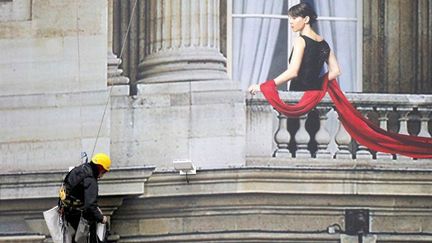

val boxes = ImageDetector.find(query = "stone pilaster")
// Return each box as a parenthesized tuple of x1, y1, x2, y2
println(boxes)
(137, 0, 228, 84)
(107, 0, 129, 89)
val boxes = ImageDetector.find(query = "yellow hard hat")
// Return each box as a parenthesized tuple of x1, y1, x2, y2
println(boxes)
(91, 153, 111, 171)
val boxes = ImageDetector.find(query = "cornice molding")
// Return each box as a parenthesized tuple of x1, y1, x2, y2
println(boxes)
(0, 166, 155, 200)
(144, 161, 432, 198)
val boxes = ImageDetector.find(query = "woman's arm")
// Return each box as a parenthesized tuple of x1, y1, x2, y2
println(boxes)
(273, 37, 305, 86)
(326, 50, 341, 80)
(248, 37, 305, 94)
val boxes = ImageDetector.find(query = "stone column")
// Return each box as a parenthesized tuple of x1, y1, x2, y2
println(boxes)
(137, 0, 228, 84)
(121, 0, 245, 170)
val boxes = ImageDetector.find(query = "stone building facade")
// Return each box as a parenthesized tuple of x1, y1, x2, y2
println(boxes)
(1, 1, 432, 242)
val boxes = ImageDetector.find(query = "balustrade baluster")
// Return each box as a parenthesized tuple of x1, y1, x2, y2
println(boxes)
(418, 109, 431, 138)
(397, 108, 412, 160)
(273, 112, 291, 157)
(335, 117, 352, 159)
(315, 107, 332, 158)
(355, 107, 373, 159)
(376, 107, 393, 159)
(398, 108, 411, 135)
(295, 114, 311, 158)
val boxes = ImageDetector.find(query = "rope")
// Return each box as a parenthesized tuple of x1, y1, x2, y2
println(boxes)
(90, 0, 139, 158)
(75, 0, 84, 158)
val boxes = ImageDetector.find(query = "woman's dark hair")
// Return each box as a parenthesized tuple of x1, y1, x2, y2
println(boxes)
(288, 2, 318, 24)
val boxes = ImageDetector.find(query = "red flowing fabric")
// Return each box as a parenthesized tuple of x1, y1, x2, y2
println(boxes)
(260, 74, 432, 159)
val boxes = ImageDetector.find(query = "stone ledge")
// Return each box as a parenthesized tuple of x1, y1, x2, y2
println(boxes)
(246, 157, 432, 171)
(144, 163, 432, 198)
(0, 166, 155, 200)
(116, 194, 432, 219)
(114, 231, 432, 243)
(0, 235, 45, 243)
(117, 231, 340, 242)
(376, 234, 432, 242)
(247, 91, 432, 108)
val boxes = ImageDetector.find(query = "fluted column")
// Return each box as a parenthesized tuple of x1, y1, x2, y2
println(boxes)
(137, 0, 228, 84)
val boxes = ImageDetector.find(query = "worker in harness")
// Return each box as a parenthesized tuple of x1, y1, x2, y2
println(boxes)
(58, 153, 111, 242)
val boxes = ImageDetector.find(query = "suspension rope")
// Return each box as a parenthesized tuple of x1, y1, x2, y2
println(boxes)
(90, 0, 139, 158)
(75, 0, 84, 158)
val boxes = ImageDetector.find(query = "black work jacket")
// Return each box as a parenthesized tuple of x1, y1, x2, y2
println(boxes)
(63, 163, 104, 223)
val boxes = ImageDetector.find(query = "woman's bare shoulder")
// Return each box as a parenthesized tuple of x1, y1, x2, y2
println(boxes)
(316, 35, 325, 42)
(294, 36, 306, 47)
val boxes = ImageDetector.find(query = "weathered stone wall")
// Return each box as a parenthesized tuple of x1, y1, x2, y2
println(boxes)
(110, 81, 246, 170)
(0, 0, 109, 172)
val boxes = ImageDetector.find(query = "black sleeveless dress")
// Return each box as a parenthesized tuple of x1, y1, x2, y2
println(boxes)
(289, 35, 330, 91)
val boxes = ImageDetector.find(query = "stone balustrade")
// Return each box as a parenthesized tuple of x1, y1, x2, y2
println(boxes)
(246, 92, 432, 161)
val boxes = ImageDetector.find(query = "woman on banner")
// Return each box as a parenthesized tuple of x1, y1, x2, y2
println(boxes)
(249, 2, 341, 155)
(247, 2, 432, 158)
(248, 2, 341, 95)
